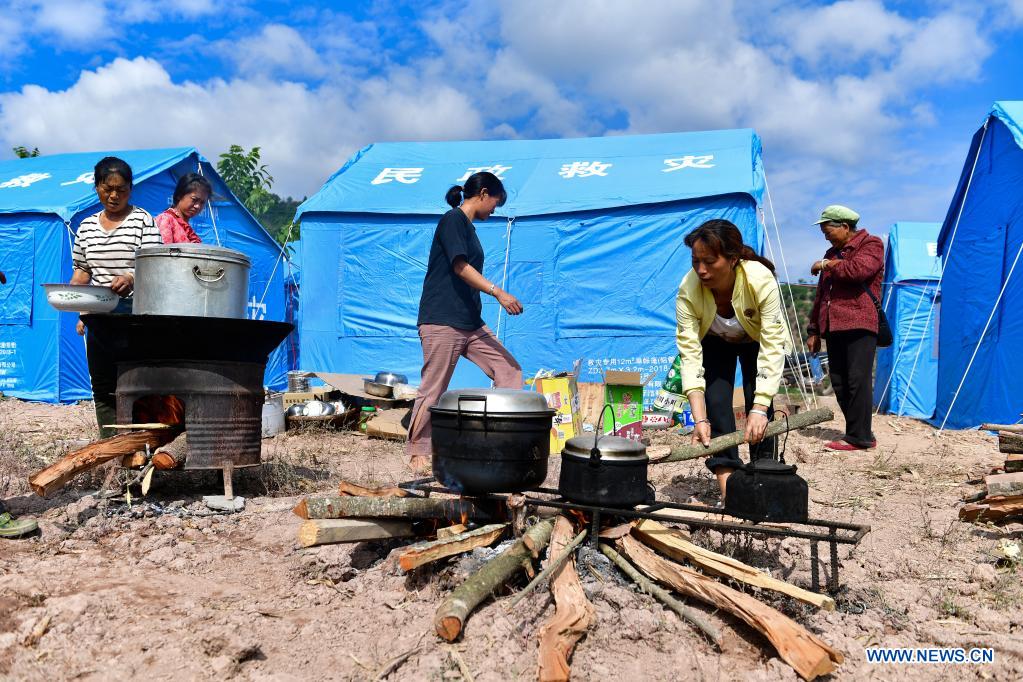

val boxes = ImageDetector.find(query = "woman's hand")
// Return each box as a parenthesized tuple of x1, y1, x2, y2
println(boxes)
(109, 275, 133, 296)
(496, 290, 523, 315)
(807, 333, 820, 353)
(76, 319, 86, 336)
(690, 420, 711, 447)
(810, 259, 827, 276)
(744, 410, 769, 444)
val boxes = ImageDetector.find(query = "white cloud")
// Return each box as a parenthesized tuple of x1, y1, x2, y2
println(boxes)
(776, 0, 914, 66)
(33, 0, 110, 43)
(229, 24, 328, 79)
(0, 56, 483, 198)
(0, 15, 27, 60)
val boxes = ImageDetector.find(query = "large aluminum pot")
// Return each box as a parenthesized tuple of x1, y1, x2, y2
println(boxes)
(133, 244, 251, 318)
(429, 388, 555, 494)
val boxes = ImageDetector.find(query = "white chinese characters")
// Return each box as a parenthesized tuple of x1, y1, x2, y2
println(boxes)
(559, 161, 612, 179)
(0, 172, 51, 188)
(457, 165, 511, 182)
(61, 172, 95, 186)
(663, 155, 715, 172)
(371, 168, 425, 185)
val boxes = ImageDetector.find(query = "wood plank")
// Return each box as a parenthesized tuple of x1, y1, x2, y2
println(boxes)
(1006, 454, 1023, 473)
(397, 524, 507, 571)
(437, 523, 468, 539)
(617, 535, 843, 681)
(959, 495, 1023, 523)
(984, 472, 1023, 498)
(999, 432, 1023, 455)
(538, 516, 596, 682)
(297, 518, 414, 547)
(105, 423, 174, 430)
(632, 519, 835, 611)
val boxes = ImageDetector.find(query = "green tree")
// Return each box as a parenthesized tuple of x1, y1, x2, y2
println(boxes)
(13, 146, 40, 158)
(216, 145, 301, 246)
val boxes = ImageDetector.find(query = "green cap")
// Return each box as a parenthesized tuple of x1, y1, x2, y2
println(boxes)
(813, 205, 860, 226)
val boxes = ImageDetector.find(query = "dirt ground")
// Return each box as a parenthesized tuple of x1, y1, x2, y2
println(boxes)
(1, 396, 1021, 681)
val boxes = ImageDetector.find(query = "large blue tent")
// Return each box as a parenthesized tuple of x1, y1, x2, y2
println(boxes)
(294, 129, 766, 404)
(934, 102, 1023, 429)
(873, 222, 941, 419)
(0, 147, 290, 402)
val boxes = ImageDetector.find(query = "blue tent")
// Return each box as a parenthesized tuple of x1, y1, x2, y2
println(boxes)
(873, 222, 941, 418)
(295, 129, 766, 404)
(934, 102, 1023, 429)
(0, 147, 290, 402)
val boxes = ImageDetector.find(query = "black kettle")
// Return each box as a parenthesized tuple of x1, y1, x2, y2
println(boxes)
(724, 457, 809, 523)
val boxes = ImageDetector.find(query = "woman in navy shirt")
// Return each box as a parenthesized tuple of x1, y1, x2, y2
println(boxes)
(406, 172, 524, 471)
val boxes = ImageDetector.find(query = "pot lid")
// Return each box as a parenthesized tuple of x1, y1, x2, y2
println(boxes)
(136, 244, 251, 267)
(564, 433, 648, 461)
(745, 458, 797, 474)
(433, 388, 553, 414)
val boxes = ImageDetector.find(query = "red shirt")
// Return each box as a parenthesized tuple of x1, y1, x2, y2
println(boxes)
(807, 229, 884, 336)
(154, 209, 202, 244)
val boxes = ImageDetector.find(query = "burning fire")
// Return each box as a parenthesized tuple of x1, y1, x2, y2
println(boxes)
(132, 395, 185, 427)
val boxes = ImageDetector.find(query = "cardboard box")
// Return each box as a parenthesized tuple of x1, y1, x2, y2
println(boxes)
(534, 374, 582, 453)
(602, 370, 655, 441)
(283, 389, 339, 408)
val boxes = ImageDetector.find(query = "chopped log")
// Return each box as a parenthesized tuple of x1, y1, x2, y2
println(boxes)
(981, 423, 1023, 433)
(152, 433, 188, 470)
(398, 524, 508, 571)
(508, 528, 587, 611)
(338, 481, 413, 497)
(984, 472, 1023, 498)
(959, 495, 1023, 523)
(1006, 454, 1023, 473)
(292, 495, 495, 523)
(538, 517, 596, 682)
(599, 542, 721, 646)
(632, 519, 835, 611)
(297, 518, 414, 547)
(999, 432, 1023, 455)
(617, 535, 843, 681)
(437, 524, 468, 539)
(961, 488, 987, 503)
(29, 428, 178, 497)
(658, 408, 834, 463)
(435, 518, 555, 642)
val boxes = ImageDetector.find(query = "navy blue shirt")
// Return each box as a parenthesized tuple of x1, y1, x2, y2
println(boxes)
(417, 208, 485, 330)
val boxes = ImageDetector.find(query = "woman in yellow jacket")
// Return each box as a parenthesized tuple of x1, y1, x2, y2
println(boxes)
(676, 219, 791, 500)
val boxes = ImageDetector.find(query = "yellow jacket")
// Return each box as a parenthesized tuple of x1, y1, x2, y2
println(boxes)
(675, 260, 791, 406)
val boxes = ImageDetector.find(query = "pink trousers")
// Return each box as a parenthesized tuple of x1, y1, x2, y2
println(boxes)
(406, 324, 522, 458)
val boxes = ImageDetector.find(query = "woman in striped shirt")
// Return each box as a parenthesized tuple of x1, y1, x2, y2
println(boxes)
(70, 156, 161, 436)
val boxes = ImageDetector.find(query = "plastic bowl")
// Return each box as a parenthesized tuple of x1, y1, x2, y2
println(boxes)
(43, 284, 120, 313)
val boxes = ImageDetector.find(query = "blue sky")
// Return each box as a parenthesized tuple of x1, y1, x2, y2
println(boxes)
(1, 0, 1021, 279)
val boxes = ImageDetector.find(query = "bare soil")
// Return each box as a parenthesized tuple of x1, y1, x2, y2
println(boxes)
(1, 396, 1021, 681)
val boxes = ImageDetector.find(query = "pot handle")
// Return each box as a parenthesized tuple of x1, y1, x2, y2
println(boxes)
(591, 403, 619, 464)
(192, 265, 226, 283)
(455, 394, 487, 431)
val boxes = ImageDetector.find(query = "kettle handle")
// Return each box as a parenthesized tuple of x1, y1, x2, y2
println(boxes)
(591, 403, 619, 464)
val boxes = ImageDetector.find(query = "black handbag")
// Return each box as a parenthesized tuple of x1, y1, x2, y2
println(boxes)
(860, 283, 893, 347)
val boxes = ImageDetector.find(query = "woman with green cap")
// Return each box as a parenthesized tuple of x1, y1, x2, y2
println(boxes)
(806, 205, 884, 451)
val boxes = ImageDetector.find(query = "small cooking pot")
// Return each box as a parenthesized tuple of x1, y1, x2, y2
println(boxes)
(724, 458, 808, 523)
(430, 389, 555, 494)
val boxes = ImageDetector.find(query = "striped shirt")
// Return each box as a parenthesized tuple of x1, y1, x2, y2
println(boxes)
(72, 207, 161, 286)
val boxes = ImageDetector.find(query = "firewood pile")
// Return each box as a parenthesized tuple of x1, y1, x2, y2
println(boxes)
(293, 481, 845, 681)
(960, 423, 1023, 523)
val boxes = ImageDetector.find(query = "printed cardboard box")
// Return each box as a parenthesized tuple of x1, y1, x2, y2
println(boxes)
(602, 370, 655, 441)
(283, 389, 339, 408)
(534, 374, 582, 453)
